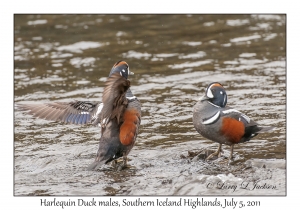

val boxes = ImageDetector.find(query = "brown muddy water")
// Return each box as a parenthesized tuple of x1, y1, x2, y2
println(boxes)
(14, 14, 286, 196)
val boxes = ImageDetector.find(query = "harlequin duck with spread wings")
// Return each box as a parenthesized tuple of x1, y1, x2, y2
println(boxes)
(193, 82, 273, 164)
(19, 61, 141, 170)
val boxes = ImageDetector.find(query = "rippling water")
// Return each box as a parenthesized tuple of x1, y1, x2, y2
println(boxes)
(14, 14, 286, 195)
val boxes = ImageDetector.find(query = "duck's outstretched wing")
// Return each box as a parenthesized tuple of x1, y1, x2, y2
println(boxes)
(18, 101, 103, 126)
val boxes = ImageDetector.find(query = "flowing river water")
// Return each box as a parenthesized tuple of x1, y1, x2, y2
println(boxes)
(14, 14, 286, 195)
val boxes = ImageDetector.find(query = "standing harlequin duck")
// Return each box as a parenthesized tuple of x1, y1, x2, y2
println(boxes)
(19, 61, 141, 170)
(193, 82, 273, 164)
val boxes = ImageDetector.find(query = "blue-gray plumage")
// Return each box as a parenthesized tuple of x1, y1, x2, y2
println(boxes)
(193, 82, 273, 164)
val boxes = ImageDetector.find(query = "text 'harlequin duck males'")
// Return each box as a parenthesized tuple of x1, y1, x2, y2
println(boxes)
(193, 82, 273, 164)
(19, 61, 141, 171)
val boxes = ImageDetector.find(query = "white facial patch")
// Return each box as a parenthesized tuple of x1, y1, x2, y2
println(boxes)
(223, 94, 227, 106)
(122, 69, 125, 72)
(206, 87, 214, 98)
(120, 72, 122, 76)
(220, 91, 223, 94)
(128, 67, 134, 75)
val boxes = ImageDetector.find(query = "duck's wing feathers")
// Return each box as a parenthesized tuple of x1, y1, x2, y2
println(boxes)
(221, 107, 274, 140)
(221, 108, 257, 126)
(18, 101, 103, 125)
(100, 73, 130, 126)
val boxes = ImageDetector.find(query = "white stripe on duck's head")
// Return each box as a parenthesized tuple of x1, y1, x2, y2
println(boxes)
(109, 60, 134, 79)
(201, 82, 227, 108)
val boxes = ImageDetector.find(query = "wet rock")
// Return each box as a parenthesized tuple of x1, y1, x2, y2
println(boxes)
(161, 179, 172, 185)
(140, 163, 153, 168)
(192, 155, 200, 162)
(180, 159, 190, 164)
(187, 150, 199, 158)
(198, 152, 207, 160)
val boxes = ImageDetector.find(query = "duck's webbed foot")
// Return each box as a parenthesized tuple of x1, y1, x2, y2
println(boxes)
(205, 143, 222, 161)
